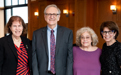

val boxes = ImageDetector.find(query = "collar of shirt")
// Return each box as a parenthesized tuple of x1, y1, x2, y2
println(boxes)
(47, 25, 57, 32)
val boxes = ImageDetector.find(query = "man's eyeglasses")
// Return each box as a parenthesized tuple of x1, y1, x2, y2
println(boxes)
(45, 13, 60, 17)
(101, 30, 114, 35)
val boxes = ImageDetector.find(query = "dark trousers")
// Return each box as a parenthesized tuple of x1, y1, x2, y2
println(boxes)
(47, 71, 56, 75)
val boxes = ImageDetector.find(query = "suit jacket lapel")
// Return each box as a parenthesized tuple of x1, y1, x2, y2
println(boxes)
(42, 27, 48, 57)
(21, 36, 29, 54)
(7, 35, 18, 59)
(55, 25, 63, 54)
(21, 36, 31, 67)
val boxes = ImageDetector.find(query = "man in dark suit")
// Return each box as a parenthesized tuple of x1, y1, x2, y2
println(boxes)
(32, 4, 73, 75)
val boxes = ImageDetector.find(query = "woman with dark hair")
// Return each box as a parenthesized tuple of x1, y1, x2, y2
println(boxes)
(0, 16, 32, 75)
(100, 21, 121, 75)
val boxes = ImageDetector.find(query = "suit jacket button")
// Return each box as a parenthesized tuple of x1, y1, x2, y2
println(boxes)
(30, 70, 31, 72)
(109, 71, 112, 73)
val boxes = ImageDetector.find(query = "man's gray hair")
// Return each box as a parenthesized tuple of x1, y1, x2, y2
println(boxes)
(44, 4, 61, 14)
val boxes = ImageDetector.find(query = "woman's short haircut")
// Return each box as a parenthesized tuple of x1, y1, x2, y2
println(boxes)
(5, 16, 27, 35)
(76, 27, 98, 47)
(44, 4, 61, 14)
(100, 21, 119, 39)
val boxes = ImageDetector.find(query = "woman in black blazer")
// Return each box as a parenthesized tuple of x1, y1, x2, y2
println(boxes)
(0, 16, 32, 75)
(100, 21, 121, 75)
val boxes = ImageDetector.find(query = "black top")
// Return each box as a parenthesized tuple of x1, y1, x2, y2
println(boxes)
(0, 35, 32, 75)
(100, 40, 121, 75)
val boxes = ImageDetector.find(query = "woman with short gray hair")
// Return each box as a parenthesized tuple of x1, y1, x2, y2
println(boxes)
(73, 27, 101, 75)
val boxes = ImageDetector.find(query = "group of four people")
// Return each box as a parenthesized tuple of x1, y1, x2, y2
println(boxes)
(0, 4, 121, 75)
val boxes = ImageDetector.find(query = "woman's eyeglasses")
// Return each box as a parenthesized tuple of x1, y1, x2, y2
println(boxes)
(101, 30, 114, 35)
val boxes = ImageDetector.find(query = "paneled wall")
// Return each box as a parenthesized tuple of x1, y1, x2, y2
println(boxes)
(28, 0, 121, 49)
(93, 0, 121, 48)
(28, 0, 75, 40)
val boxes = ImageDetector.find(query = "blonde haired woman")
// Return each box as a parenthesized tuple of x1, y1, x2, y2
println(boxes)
(73, 27, 101, 75)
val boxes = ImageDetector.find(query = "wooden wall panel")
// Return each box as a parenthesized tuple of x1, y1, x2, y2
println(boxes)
(28, 0, 121, 48)
(74, 0, 86, 43)
(86, 0, 95, 28)
(97, 1, 112, 22)
(38, 3, 47, 28)
(28, 1, 39, 40)
(68, 2, 75, 42)
(28, 0, 75, 40)
(93, 0, 121, 48)
(58, 4, 69, 27)
(75, 0, 85, 25)
(116, 0, 121, 42)
(93, 0, 112, 48)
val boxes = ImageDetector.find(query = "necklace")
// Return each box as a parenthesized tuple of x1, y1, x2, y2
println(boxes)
(13, 38, 21, 42)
